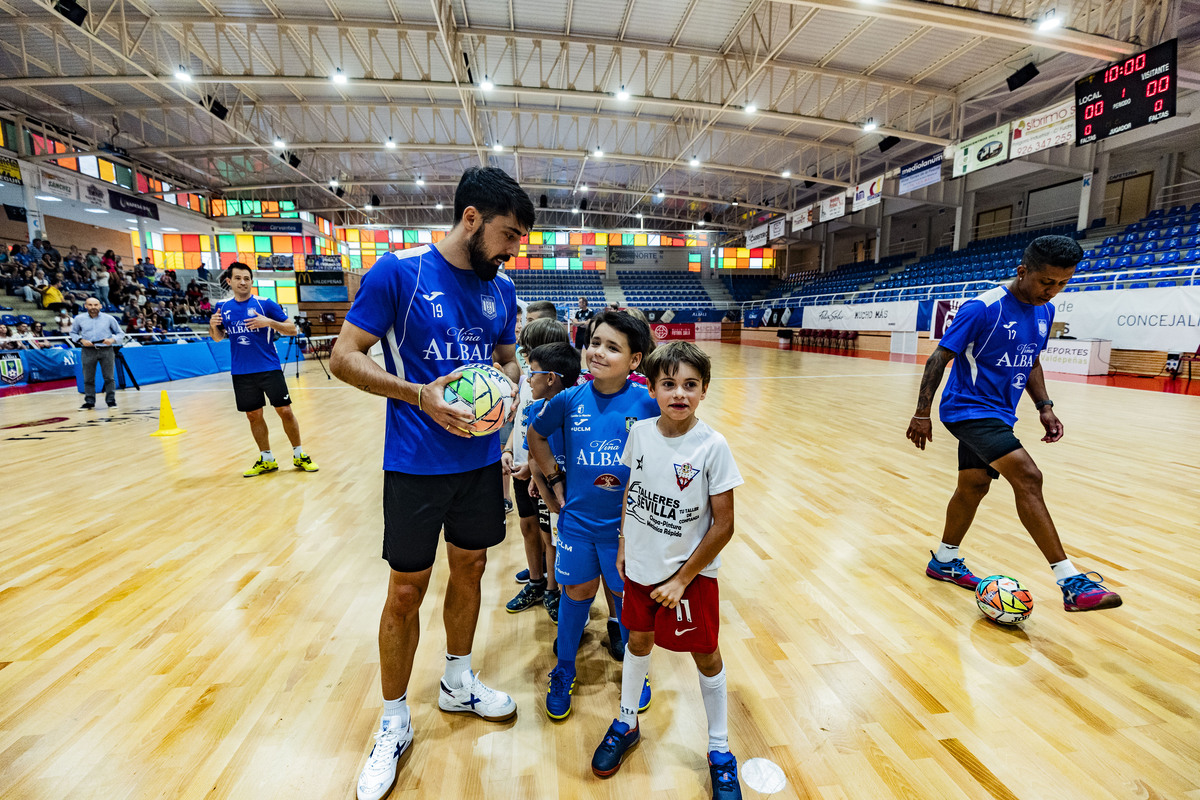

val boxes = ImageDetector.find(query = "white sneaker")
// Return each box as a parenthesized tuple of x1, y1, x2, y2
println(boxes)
(356, 717, 413, 800)
(437, 672, 517, 722)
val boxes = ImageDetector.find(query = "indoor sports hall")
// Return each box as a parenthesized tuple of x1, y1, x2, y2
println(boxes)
(1, 3, 1198, 800)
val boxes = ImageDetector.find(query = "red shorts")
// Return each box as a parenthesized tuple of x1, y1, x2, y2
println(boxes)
(622, 575, 720, 654)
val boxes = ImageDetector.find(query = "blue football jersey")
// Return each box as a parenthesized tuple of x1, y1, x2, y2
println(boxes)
(938, 286, 1054, 426)
(219, 295, 288, 375)
(344, 246, 518, 474)
(523, 398, 564, 468)
(531, 378, 660, 541)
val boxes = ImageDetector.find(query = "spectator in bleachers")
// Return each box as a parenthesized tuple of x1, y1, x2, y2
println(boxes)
(64, 245, 83, 270)
(42, 240, 61, 268)
(85, 248, 102, 271)
(186, 279, 202, 304)
(28, 238, 45, 263)
(198, 295, 212, 315)
(11, 322, 38, 349)
(101, 250, 118, 272)
(196, 263, 211, 282)
(29, 321, 50, 348)
(55, 307, 74, 335)
(140, 258, 156, 279)
(36, 276, 76, 314)
(0, 323, 15, 350)
(159, 270, 180, 291)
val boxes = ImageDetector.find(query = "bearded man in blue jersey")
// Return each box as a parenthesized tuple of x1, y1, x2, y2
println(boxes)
(906, 234, 1121, 615)
(330, 167, 534, 800)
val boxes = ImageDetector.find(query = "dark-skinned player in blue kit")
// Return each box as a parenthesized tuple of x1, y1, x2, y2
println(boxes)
(527, 310, 658, 721)
(330, 167, 533, 800)
(906, 235, 1122, 614)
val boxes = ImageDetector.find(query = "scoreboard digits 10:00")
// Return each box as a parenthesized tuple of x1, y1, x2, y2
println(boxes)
(1075, 39, 1176, 145)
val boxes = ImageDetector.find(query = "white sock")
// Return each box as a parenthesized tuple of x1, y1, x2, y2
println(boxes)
(619, 649, 650, 728)
(444, 653, 472, 690)
(698, 667, 729, 753)
(260, 450, 273, 462)
(382, 693, 409, 730)
(1051, 559, 1081, 582)
(293, 445, 304, 458)
(934, 543, 961, 562)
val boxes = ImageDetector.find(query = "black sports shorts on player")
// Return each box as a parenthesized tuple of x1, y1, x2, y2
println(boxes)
(232, 369, 291, 412)
(512, 474, 551, 531)
(383, 462, 507, 572)
(943, 418, 1023, 480)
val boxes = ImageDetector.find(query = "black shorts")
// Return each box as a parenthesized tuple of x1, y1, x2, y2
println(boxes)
(383, 462, 507, 572)
(232, 369, 291, 412)
(512, 474, 537, 518)
(943, 418, 1023, 480)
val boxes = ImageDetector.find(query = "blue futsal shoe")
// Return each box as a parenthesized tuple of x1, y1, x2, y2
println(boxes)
(545, 665, 576, 720)
(591, 720, 640, 777)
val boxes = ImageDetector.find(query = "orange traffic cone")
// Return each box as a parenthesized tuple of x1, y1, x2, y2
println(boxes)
(150, 390, 186, 437)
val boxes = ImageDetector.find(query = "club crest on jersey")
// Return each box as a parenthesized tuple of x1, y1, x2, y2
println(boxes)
(481, 294, 497, 320)
(1038, 319, 1048, 337)
(625, 416, 637, 431)
(1012, 373, 1027, 390)
(674, 462, 698, 491)
(594, 474, 622, 491)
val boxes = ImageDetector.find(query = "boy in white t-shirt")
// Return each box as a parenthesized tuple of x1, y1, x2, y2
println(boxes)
(590, 341, 745, 800)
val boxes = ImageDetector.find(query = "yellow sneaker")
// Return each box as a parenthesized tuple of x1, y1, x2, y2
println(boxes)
(293, 453, 319, 472)
(243, 457, 279, 477)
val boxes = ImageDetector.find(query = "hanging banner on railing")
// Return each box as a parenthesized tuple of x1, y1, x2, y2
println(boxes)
(768, 218, 786, 240)
(931, 299, 967, 339)
(1053, 285, 1200, 350)
(851, 176, 883, 211)
(38, 168, 78, 200)
(1010, 99, 1076, 159)
(789, 204, 814, 232)
(898, 153, 943, 194)
(802, 300, 919, 331)
(953, 122, 1011, 176)
(0, 155, 22, 186)
(746, 224, 769, 248)
(819, 193, 845, 223)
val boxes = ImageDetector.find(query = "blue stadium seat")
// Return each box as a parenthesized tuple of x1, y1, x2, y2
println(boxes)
(1129, 281, 1150, 289)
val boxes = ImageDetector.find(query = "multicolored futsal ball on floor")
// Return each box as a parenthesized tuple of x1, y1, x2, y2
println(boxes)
(442, 364, 516, 436)
(976, 575, 1034, 625)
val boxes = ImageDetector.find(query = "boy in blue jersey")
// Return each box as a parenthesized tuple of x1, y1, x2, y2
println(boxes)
(208, 262, 318, 477)
(528, 310, 659, 721)
(330, 167, 534, 800)
(906, 235, 1122, 613)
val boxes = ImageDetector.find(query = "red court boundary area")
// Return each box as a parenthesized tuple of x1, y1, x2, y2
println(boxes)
(0, 378, 76, 398)
(738, 339, 1200, 396)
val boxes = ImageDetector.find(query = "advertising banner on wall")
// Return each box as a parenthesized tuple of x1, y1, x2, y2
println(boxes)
(38, 168, 77, 200)
(81, 181, 107, 207)
(789, 204, 814, 232)
(953, 122, 1011, 176)
(851, 176, 883, 212)
(818, 193, 845, 223)
(802, 300, 919, 332)
(1053, 286, 1200, 350)
(1010, 99, 1076, 159)
(243, 220, 304, 234)
(0, 155, 22, 185)
(746, 224, 769, 248)
(768, 218, 786, 240)
(108, 189, 160, 220)
(898, 153, 943, 194)
(650, 322, 696, 341)
(304, 254, 344, 270)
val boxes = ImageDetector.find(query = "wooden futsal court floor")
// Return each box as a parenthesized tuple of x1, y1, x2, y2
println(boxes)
(1, 344, 1198, 800)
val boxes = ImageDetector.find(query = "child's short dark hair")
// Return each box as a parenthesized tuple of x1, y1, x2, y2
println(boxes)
(520, 316, 569, 352)
(643, 340, 711, 388)
(589, 309, 653, 359)
(529, 342, 581, 387)
(525, 300, 557, 320)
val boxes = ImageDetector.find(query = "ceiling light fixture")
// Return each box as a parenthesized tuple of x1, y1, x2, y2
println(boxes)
(616, 86, 630, 101)
(781, 170, 791, 178)
(332, 67, 347, 85)
(689, 157, 700, 167)
(571, 207, 580, 214)
(481, 75, 494, 91)
(85, 208, 108, 214)
(35, 194, 62, 202)
(435, 202, 444, 210)
(592, 147, 604, 158)
(636, 212, 643, 219)
(415, 176, 424, 186)
(1037, 9, 1061, 30)
(493, 143, 503, 152)
(745, 103, 757, 114)
(162, 227, 179, 232)
(385, 137, 396, 149)
(174, 65, 191, 82)
(863, 118, 878, 132)
(732, 199, 740, 206)
(329, 178, 339, 188)
(580, 184, 588, 193)
(273, 137, 286, 149)
(656, 189, 665, 199)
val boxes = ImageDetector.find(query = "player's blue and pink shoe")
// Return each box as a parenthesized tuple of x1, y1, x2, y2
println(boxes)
(708, 751, 743, 799)
(925, 552, 981, 589)
(1058, 571, 1122, 612)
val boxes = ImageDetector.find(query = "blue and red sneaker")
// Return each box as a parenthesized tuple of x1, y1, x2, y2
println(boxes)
(1058, 571, 1122, 612)
(708, 751, 743, 799)
(591, 720, 640, 777)
(925, 552, 981, 589)
(545, 665, 576, 720)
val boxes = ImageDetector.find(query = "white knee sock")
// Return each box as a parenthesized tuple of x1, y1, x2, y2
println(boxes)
(698, 667, 729, 753)
(619, 650, 650, 728)
(444, 652, 472, 689)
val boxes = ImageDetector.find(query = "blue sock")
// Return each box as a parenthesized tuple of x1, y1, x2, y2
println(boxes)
(556, 593, 593, 673)
(613, 595, 629, 645)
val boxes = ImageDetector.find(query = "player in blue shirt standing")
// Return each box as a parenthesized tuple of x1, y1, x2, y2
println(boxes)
(906, 235, 1121, 613)
(528, 310, 659, 721)
(329, 167, 534, 800)
(208, 261, 318, 477)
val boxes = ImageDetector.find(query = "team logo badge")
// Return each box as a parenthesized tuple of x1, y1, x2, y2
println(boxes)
(1038, 319, 1048, 337)
(237, 336, 250, 346)
(0, 353, 25, 385)
(625, 416, 638, 431)
(1012, 373, 1027, 390)
(594, 474, 622, 491)
(481, 294, 497, 320)
(674, 462, 698, 491)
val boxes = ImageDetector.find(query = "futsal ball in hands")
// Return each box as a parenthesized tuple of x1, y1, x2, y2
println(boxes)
(442, 364, 516, 436)
(976, 575, 1034, 625)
